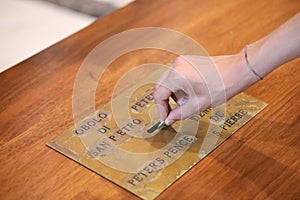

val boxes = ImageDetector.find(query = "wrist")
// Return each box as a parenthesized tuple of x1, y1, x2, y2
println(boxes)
(245, 42, 266, 77)
(247, 37, 281, 78)
(244, 45, 263, 80)
(217, 52, 258, 100)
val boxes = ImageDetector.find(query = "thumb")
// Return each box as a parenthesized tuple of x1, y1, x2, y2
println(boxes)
(165, 99, 197, 125)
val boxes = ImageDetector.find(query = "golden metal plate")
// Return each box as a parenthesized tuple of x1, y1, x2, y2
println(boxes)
(47, 69, 267, 200)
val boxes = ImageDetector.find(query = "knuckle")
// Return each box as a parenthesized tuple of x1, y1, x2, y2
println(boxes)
(173, 55, 185, 66)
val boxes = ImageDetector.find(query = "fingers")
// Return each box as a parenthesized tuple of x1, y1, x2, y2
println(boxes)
(154, 90, 194, 126)
(154, 56, 205, 125)
(153, 85, 172, 121)
(165, 98, 198, 125)
(172, 90, 188, 105)
(154, 61, 197, 125)
(155, 88, 195, 125)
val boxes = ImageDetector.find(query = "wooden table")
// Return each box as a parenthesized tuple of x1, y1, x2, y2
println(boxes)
(1, 0, 299, 199)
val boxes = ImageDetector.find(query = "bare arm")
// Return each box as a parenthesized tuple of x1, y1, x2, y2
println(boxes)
(154, 13, 300, 125)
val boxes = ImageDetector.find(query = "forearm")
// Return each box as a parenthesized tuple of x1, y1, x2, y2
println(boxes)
(154, 13, 300, 122)
(217, 13, 300, 101)
(247, 12, 300, 78)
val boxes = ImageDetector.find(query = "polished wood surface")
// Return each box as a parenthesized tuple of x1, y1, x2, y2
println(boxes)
(0, 0, 299, 199)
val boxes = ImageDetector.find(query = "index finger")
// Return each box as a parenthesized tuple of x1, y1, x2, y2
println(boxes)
(153, 85, 172, 121)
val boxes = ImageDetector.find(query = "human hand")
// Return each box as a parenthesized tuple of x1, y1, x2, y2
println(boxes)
(154, 53, 258, 125)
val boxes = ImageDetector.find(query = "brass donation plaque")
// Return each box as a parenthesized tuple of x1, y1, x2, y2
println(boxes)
(47, 69, 267, 200)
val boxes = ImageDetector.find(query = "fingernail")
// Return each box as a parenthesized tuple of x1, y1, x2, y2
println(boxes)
(165, 118, 175, 126)
(176, 97, 187, 106)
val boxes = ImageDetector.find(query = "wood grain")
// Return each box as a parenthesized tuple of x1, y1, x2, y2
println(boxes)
(0, 0, 299, 199)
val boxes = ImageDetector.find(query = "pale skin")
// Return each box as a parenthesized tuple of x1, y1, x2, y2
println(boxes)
(154, 12, 300, 125)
